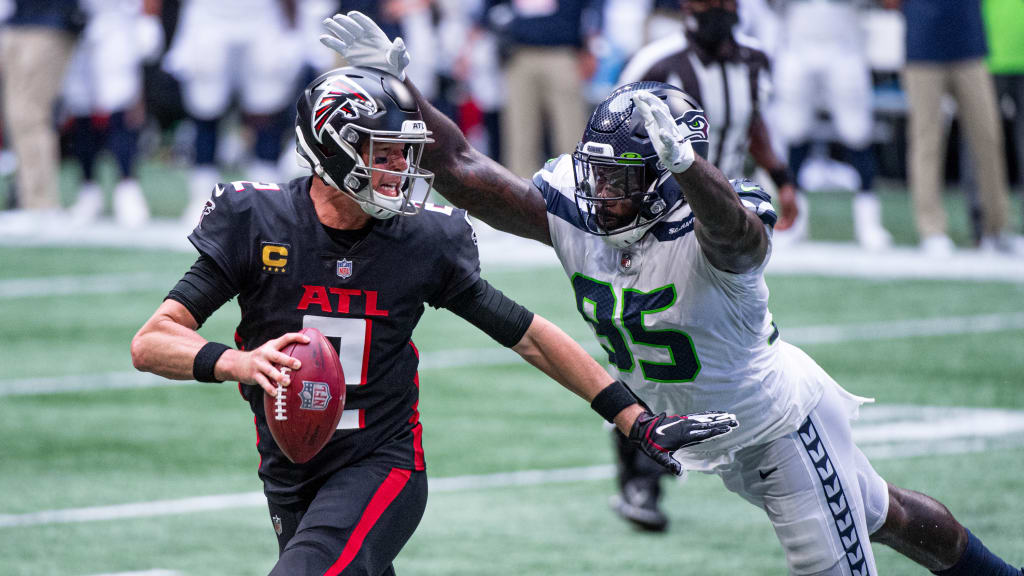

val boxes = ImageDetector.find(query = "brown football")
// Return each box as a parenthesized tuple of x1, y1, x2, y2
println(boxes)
(264, 327, 345, 464)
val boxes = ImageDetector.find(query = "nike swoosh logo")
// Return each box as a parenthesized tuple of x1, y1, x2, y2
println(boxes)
(740, 182, 760, 192)
(655, 419, 688, 435)
(759, 467, 778, 480)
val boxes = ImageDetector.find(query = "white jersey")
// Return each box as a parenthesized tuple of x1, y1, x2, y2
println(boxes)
(164, 0, 302, 118)
(535, 155, 826, 471)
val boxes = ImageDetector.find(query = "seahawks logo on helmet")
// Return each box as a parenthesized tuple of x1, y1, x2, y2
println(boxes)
(680, 110, 709, 143)
(311, 76, 378, 140)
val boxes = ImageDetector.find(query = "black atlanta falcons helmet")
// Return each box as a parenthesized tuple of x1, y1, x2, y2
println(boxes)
(295, 66, 434, 219)
(573, 81, 709, 248)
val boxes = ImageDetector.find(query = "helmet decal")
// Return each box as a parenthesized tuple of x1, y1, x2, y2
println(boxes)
(607, 91, 634, 113)
(681, 110, 709, 143)
(312, 76, 378, 140)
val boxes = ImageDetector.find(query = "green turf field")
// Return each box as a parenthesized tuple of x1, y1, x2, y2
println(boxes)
(1, 157, 1023, 574)
(1, 239, 1023, 575)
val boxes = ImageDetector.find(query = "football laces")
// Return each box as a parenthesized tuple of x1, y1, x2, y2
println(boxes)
(274, 367, 290, 421)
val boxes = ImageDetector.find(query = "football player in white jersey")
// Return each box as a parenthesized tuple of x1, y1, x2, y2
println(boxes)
(319, 12, 1024, 576)
(63, 0, 163, 228)
(163, 0, 304, 224)
(773, 0, 892, 250)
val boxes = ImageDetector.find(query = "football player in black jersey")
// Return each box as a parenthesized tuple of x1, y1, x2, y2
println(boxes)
(130, 66, 738, 576)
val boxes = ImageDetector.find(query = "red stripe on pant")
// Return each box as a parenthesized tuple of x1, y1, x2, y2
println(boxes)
(323, 467, 412, 576)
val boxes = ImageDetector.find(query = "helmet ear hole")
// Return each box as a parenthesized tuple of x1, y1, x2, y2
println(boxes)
(648, 198, 666, 217)
(316, 141, 336, 158)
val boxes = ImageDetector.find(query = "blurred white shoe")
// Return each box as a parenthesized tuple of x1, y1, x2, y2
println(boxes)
(70, 182, 104, 225)
(113, 179, 150, 228)
(183, 166, 219, 227)
(247, 159, 279, 185)
(920, 234, 955, 258)
(0, 209, 37, 234)
(852, 193, 892, 251)
(0, 209, 68, 235)
(979, 233, 1024, 256)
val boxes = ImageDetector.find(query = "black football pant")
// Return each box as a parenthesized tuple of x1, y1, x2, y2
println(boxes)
(266, 461, 427, 576)
(613, 428, 667, 494)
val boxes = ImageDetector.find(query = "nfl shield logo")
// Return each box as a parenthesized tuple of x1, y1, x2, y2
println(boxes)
(299, 381, 331, 411)
(336, 259, 353, 278)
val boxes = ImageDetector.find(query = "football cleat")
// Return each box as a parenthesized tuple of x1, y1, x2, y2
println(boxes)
(609, 479, 668, 532)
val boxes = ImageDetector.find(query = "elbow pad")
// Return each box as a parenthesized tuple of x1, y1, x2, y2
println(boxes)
(445, 278, 534, 348)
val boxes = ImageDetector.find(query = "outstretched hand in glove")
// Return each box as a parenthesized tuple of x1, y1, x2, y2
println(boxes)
(320, 11, 410, 81)
(628, 410, 738, 476)
(632, 90, 697, 174)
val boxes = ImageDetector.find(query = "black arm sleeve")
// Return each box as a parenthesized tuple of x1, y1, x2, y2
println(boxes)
(444, 277, 535, 348)
(166, 253, 238, 328)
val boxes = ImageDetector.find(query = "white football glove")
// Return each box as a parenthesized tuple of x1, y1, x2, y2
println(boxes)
(320, 11, 410, 81)
(632, 91, 696, 174)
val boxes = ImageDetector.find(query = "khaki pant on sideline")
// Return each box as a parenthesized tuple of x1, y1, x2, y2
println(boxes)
(1, 27, 76, 211)
(904, 58, 1010, 239)
(501, 47, 587, 179)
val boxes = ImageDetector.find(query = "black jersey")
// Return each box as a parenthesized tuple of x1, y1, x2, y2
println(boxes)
(189, 177, 480, 499)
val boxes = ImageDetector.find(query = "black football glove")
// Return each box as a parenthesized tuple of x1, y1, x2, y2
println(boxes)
(628, 410, 738, 476)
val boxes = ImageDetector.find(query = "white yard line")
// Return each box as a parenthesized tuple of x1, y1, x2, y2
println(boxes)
(2, 404, 1023, 529)
(3, 311, 1023, 397)
(0, 467, 614, 529)
(82, 571, 181, 576)
(2, 219, 1024, 281)
(0, 272, 173, 300)
(781, 312, 1024, 345)
(0, 372, 199, 397)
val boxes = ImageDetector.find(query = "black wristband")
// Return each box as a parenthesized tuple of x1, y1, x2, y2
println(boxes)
(590, 380, 637, 423)
(193, 341, 231, 383)
(769, 166, 794, 189)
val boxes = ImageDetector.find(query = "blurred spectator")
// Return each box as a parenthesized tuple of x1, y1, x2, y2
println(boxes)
(886, 0, 1015, 256)
(0, 0, 83, 227)
(736, 0, 780, 58)
(344, 0, 441, 103)
(774, 0, 892, 250)
(163, 0, 303, 225)
(611, 0, 797, 532)
(645, 0, 685, 42)
(482, 0, 599, 178)
(64, 0, 163, 228)
(982, 0, 1024, 211)
(451, 0, 505, 160)
(274, 0, 340, 181)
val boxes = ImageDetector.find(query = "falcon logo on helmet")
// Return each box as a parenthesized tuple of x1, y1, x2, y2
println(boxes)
(294, 66, 435, 220)
(312, 76, 378, 140)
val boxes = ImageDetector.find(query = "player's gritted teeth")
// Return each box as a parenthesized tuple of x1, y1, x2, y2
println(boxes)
(368, 143, 408, 197)
(376, 180, 401, 197)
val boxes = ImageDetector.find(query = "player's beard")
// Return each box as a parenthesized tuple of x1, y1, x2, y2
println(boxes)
(595, 197, 641, 232)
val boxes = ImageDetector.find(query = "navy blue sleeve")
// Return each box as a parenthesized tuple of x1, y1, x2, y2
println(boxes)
(730, 178, 777, 228)
(532, 156, 587, 229)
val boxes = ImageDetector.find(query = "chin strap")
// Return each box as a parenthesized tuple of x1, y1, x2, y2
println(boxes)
(602, 220, 657, 249)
